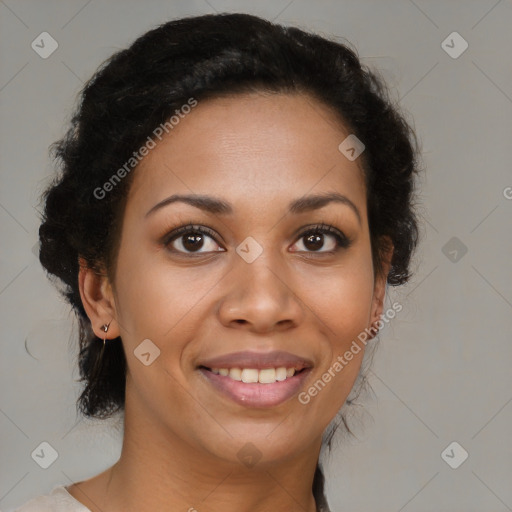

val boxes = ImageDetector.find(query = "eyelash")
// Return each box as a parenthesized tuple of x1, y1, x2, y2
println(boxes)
(162, 221, 352, 256)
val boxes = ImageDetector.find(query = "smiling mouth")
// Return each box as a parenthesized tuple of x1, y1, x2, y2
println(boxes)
(200, 366, 306, 384)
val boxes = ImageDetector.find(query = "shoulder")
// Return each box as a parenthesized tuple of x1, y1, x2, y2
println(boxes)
(8, 485, 91, 512)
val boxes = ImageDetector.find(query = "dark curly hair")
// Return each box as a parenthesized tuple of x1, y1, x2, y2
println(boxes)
(37, 12, 421, 511)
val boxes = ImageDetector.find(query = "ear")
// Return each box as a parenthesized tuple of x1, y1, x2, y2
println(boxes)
(368, 236, 394, 337)
(78, 257, 120, 339)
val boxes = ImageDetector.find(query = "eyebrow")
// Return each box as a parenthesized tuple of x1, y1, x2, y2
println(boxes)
(145, 191, 362, 225)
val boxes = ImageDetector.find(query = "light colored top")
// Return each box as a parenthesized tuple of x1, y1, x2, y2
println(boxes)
(9, 485, 91, 512)
(9, 484, 330, 512)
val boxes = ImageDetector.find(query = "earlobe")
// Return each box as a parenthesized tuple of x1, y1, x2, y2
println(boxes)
(78, 257, 120, 339)
(369, 237, 394, 334)
(368, 277, 387, 340)
(369, 288, 385, 332)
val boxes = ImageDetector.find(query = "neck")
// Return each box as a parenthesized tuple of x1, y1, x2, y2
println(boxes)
(101, 398, 321, 512)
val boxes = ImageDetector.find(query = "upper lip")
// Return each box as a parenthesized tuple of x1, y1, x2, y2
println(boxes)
(197, 350, 313, 371)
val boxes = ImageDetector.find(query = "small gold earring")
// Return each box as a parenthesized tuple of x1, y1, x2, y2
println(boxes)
(101, 322, 111, 346)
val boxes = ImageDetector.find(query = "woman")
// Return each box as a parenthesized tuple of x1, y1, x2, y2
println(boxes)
(15, 12, 420, 512)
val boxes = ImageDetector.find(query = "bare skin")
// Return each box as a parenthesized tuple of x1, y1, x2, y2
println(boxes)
(70, 91, 393, 512)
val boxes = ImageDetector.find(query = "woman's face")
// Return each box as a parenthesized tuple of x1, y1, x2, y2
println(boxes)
(87, 92, 390, 467)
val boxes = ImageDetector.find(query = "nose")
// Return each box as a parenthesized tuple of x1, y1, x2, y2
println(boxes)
(217, 253, 305, 334)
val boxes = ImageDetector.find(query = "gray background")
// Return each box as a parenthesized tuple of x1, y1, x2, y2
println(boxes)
(1, 1, 511, 511)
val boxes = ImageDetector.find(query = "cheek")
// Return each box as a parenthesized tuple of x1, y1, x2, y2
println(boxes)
(113, 238, 220, 342)
(298, 273, 372, 428)
(300, 248, 374, 410)
(113, 242, 211, 424)
(308, 253, 375, 347)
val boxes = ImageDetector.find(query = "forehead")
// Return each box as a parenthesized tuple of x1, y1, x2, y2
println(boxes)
(128, 92, 367, 220)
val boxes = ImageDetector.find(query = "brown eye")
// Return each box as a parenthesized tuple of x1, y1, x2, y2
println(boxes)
(164, 225, 224, 254)
(303, 232, 334, 251)
(291, 224, 351, 253)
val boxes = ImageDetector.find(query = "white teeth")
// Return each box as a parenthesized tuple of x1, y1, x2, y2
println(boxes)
(210, 366, 298, 384)
(229, 368, 242, 381)
(275, 367, 287, 381)
(258, 368, 276, 384)
(241, 368, 259, 383)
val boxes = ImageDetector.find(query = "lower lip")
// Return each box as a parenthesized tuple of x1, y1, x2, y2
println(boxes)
(199, 367, 312, 408)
